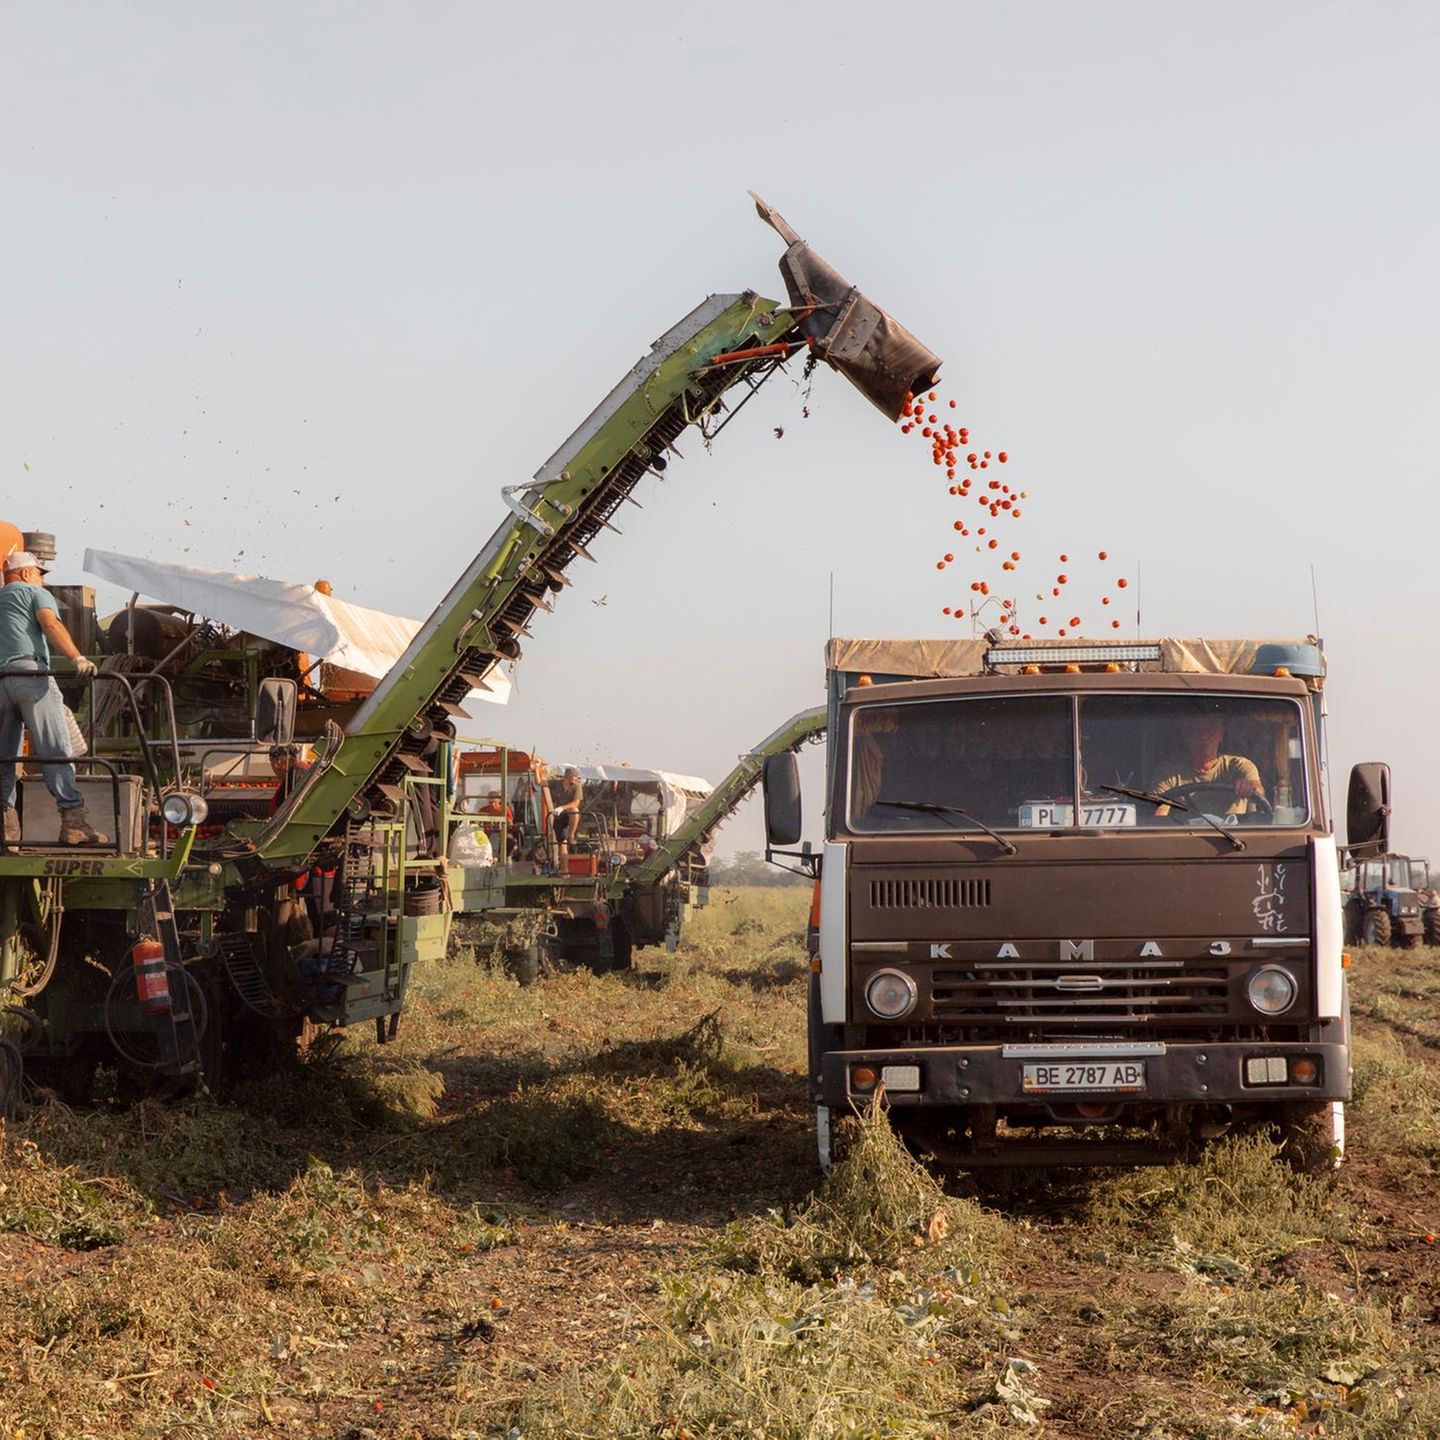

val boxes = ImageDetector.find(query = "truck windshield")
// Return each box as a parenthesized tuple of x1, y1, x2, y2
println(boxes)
(847, 692, 1309, 833)
(849, 695, 1075, 833)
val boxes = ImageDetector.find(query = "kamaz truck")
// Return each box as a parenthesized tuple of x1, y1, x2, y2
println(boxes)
(763, 636, 1387, 1172)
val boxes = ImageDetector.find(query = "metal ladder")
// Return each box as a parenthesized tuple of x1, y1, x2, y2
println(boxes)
(138, 879, 203, 1082)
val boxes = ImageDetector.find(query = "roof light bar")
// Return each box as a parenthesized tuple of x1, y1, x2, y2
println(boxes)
(986, 643, 1163, 668)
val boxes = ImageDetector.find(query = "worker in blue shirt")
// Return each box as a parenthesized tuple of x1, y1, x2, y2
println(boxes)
(0, 551, 107, 846)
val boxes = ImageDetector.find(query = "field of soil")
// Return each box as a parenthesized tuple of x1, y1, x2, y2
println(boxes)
(4, 888, 1440, 1438)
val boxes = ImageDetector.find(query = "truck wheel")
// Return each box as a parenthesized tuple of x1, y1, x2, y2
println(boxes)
(1361, 907, 1392, 947)
(816, 1103, 856, 1173)
(1276, 1100, 1344, 1173)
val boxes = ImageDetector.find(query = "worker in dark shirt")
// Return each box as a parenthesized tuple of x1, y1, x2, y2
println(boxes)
(552, 765, 583, 868)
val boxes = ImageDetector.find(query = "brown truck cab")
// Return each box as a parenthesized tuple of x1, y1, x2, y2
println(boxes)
(764, 637, 1382, 1172)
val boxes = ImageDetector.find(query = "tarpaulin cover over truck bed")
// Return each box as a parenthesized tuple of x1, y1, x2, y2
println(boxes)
(825, 637, 1323, 679)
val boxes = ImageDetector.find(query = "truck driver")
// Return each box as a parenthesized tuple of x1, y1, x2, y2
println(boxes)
(1153, 712, 1265, 816)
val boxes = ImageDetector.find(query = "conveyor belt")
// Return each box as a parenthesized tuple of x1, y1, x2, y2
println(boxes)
(249, 293, 802, 869)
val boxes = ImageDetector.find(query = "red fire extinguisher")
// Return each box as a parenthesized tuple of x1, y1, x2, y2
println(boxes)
(131, 937, 172, 1016)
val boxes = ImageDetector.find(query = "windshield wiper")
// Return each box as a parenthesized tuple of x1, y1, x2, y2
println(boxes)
(1100, 784, 1245, 852)
(874, 799, 1018, 855)
(1100, 783, 1186, 812)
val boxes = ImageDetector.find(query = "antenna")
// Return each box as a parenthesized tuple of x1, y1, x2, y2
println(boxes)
(1310, 563, 1322, 642)
(828, 571, 834, 639)
(1136, 560, 1141, 636)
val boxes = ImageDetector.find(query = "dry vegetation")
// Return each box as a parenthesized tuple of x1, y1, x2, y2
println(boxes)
(4, 892, 1440, 1437)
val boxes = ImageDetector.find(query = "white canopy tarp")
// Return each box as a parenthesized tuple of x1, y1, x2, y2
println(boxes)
(565, 763, 713, 837)
(83, 548, 510, 704)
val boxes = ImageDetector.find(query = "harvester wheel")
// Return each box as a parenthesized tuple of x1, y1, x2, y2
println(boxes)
(608, 917, 634, 973)
(1361, 908, 1392, 947)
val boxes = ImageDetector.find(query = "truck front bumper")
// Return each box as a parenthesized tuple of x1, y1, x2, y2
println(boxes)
(820, 1039, 1351, 1111)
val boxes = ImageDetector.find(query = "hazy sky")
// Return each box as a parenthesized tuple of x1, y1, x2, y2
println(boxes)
(3, 2, 1436, 862)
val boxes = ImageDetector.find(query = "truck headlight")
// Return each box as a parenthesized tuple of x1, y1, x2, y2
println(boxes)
(1247, 966, 1296, 1016)
(865, 969, 918, 1020)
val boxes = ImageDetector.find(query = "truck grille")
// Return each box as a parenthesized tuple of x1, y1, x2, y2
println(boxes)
(870, 878, 991, 910)
(930, 963, 1229, 1024)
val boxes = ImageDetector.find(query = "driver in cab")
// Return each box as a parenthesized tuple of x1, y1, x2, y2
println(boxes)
(1153, 713, 1265, 817)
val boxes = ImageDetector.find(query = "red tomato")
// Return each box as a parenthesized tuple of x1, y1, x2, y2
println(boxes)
(1117, 578, 1129, 589)
(1098, 550, 1108, 560)
(997, 451, 1008, 463)
(944, 552, 954, 562)
(1111, 619, 1121, 629)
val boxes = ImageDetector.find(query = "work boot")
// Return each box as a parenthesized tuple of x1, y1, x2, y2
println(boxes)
(3, 808, 18, 845)
(59, 807, 109, 846)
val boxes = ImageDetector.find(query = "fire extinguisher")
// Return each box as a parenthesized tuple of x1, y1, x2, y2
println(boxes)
(131, 937, 172, 1016)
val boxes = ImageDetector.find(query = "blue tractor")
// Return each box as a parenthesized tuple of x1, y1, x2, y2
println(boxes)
(1342, 853, 1440, 948)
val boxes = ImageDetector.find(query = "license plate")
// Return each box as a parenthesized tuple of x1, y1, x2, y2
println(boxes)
(1021, 1061, 1147, 1093)
(1018, 802, 1136, 828)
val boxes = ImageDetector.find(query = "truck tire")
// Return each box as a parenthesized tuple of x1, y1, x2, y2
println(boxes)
(1276, 1100, 1344, 1174)
(1361, 907, 1392, 947)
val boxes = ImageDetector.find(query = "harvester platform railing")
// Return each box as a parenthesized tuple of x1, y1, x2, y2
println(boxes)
(0, 666, 183, 860)
(241, 293, 805, 872)
(623, 706, 826, 890)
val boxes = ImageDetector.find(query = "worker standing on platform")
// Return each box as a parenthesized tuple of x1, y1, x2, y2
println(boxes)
(0, 551, 106, 846)
(552, 764, 583, 869)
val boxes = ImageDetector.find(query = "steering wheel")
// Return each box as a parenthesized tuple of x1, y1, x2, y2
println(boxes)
(1159, 781, 1274, 817)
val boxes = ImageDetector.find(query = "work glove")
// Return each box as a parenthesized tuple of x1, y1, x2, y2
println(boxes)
(73, 656, 98, 679)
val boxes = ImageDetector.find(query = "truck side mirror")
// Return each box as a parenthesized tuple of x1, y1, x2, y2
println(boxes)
(1347, 761, 1391, 859)
(255, 677, 297, 744)
(762, 752, 802, 847)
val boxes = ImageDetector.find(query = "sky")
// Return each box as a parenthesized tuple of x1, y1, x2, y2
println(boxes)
(2, 1, 1436, 862)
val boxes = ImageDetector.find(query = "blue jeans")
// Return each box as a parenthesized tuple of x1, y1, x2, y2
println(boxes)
(1, 660, 84, 811)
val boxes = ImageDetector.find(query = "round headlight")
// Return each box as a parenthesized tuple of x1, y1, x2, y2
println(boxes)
(1247, 966, 1296, 1015)
(161, 791, 209, 828)
(865, 968, 918, 1021)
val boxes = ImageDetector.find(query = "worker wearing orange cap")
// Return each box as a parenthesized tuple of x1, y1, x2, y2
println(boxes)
(0, 522, 22, 570)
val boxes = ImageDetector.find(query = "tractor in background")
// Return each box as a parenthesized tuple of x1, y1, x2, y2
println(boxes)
(1343, 852, 1440, 947)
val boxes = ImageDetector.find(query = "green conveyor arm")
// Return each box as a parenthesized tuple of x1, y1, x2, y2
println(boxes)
(248, 293, 801, 869)
(623, 705, 826, 889)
